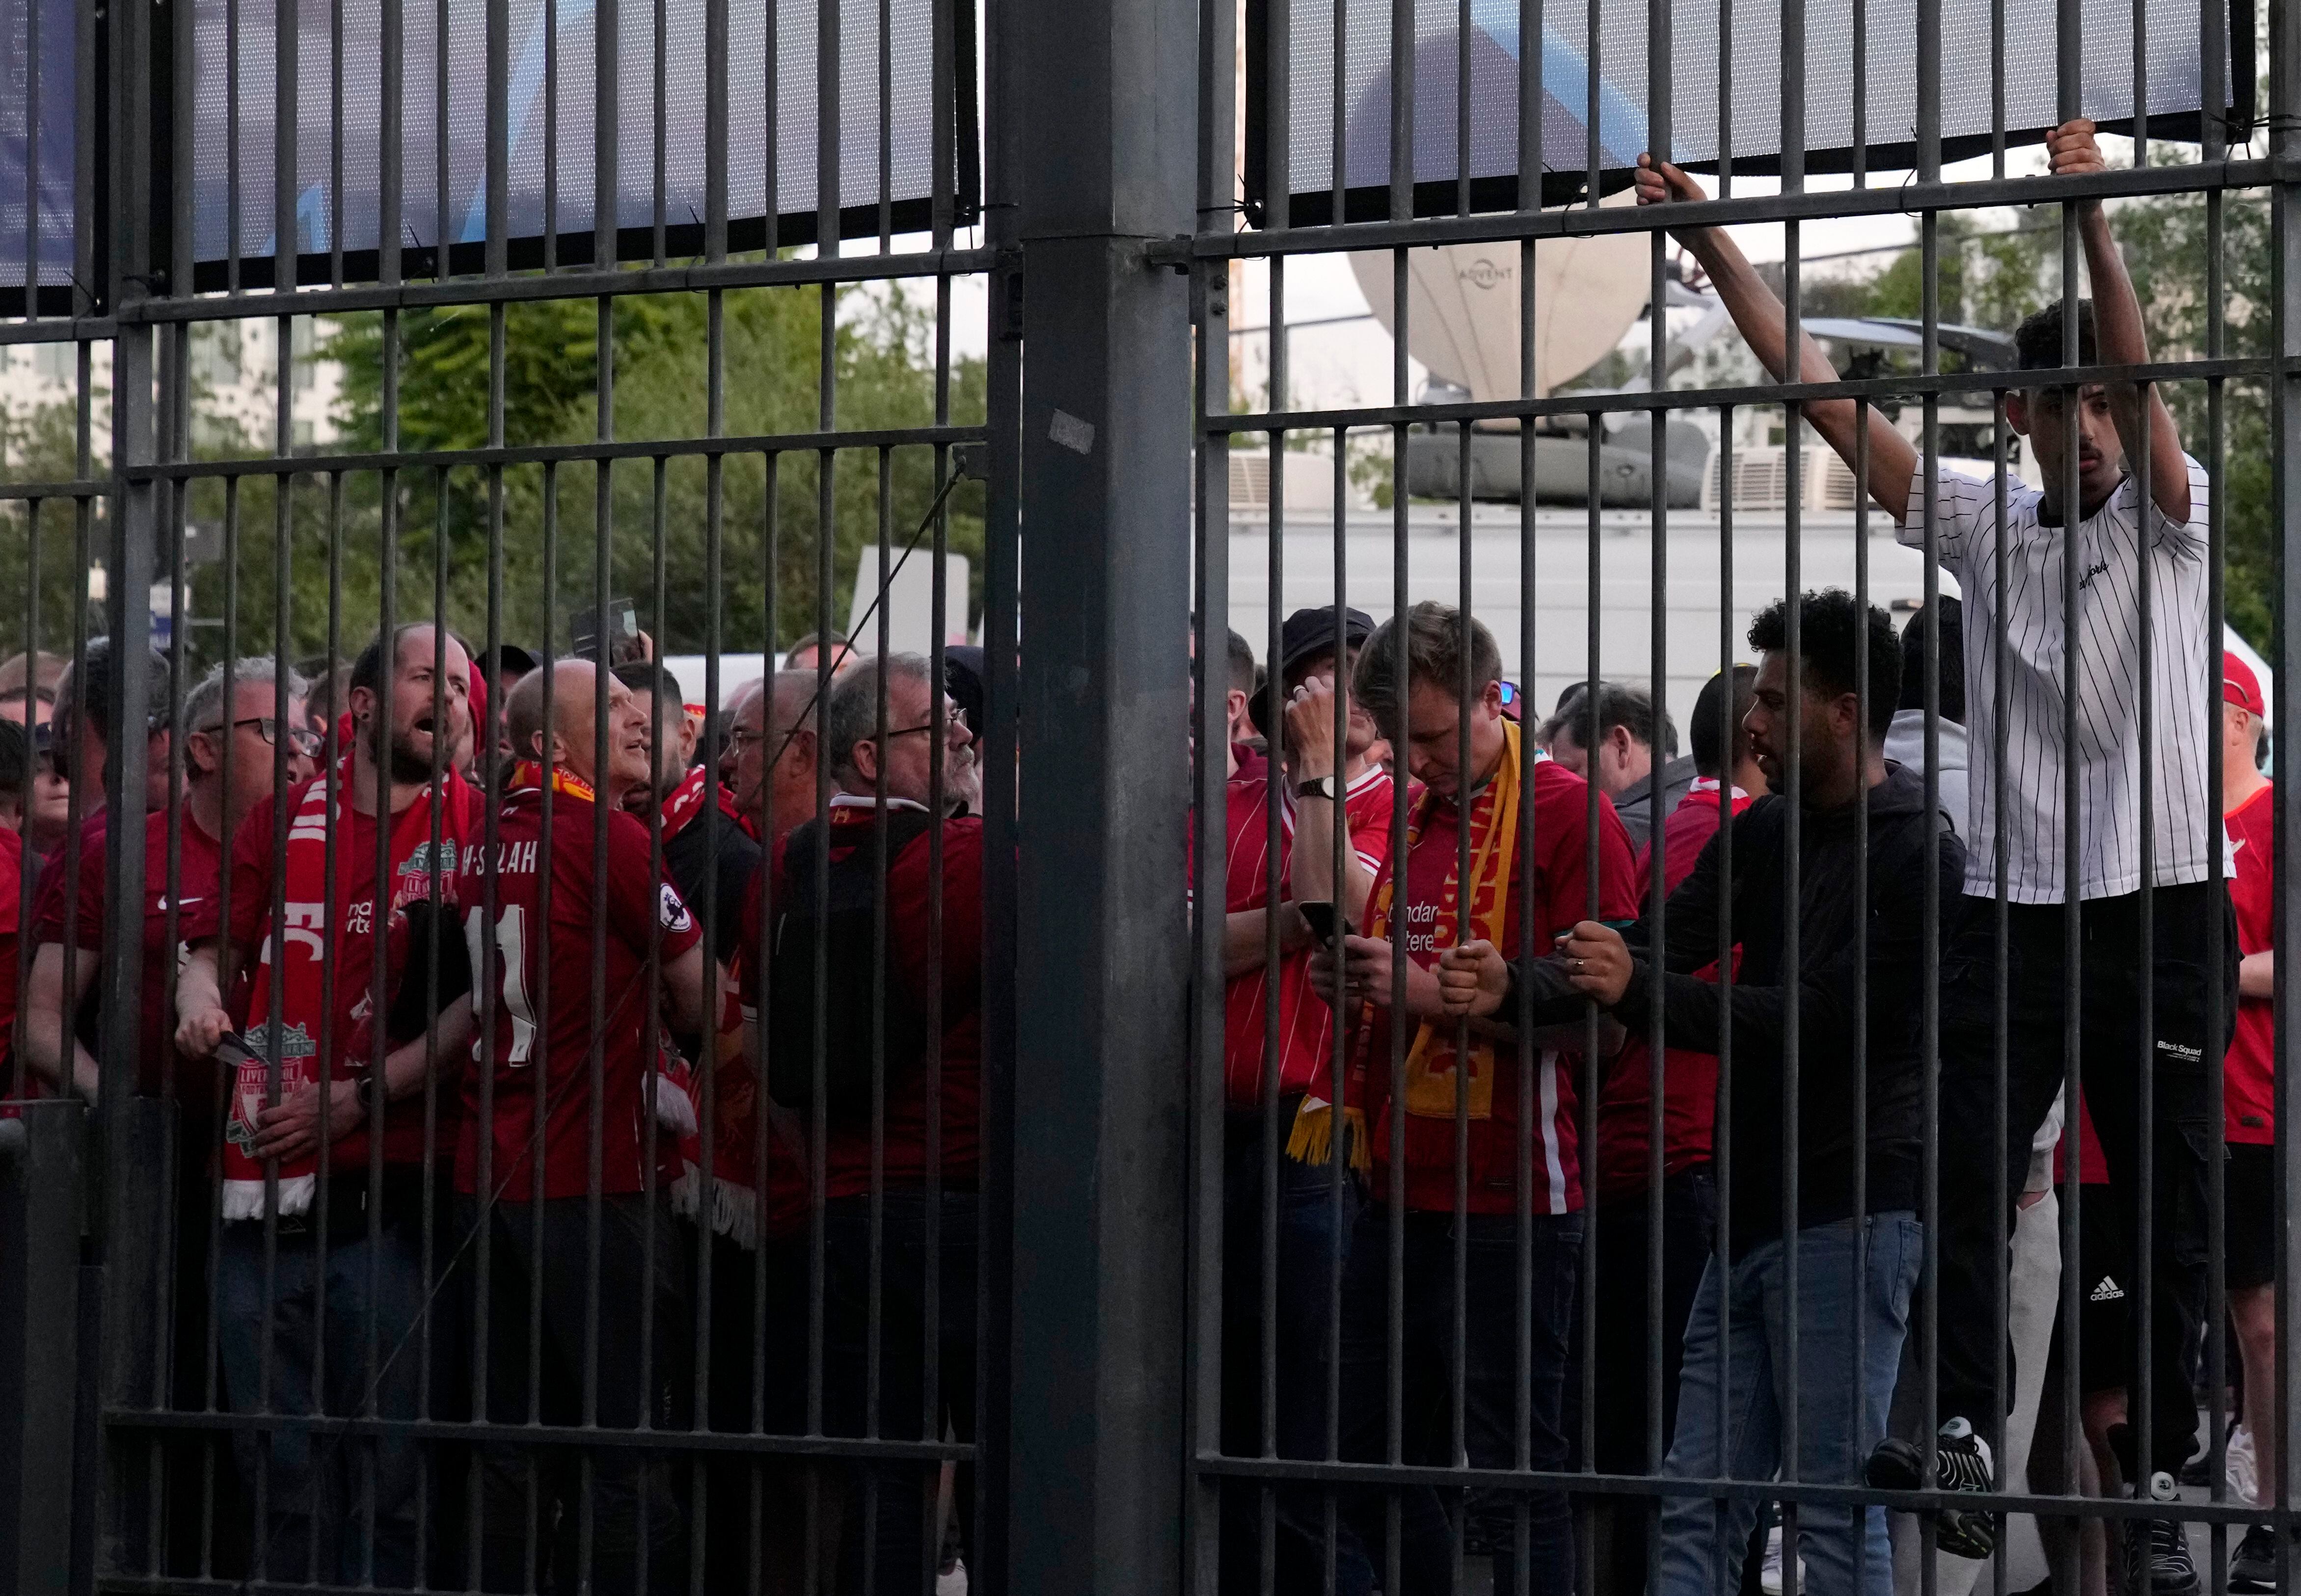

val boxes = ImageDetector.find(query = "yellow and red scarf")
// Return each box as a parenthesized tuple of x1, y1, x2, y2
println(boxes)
(1288, 720, 1524, 1168)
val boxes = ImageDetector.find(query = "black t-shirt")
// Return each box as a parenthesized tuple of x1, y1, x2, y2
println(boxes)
(664, 805, 760, 971)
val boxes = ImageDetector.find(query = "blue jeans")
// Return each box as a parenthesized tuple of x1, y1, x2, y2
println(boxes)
(216, 1209, 432, 1586)
(1318, 1206, 1582, 1596)
(1655, 1213, 1923, 1596)
(1218, 1114, 1364, 1596)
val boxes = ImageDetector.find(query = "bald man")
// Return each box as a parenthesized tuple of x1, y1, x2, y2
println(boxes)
(462, 657, 709, 1595)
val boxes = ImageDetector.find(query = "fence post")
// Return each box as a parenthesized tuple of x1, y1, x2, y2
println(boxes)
(93, 0, 165, 1563)
(1007, 0, 1197, 1581)
(0, 1103, 84, 1596)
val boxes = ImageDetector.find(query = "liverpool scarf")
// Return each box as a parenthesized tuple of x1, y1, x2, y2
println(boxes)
(221, 758, 475, 1220)
(1290, 719, 1523, 1166)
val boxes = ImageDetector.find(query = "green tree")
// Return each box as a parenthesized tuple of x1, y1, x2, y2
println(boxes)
(304, 277, 986, 664)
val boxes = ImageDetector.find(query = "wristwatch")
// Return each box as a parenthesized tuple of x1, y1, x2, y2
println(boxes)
(1294, 775, 1340, 802)
(355, 1075, 383, 1121)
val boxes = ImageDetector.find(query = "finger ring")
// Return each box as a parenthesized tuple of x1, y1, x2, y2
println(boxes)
(1574, 957, 1586, 973)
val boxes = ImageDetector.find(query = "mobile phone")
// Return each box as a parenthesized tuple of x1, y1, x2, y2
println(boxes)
(571, 597, 642, 665)
(212, 1030, 265, 1073)
(1553, 917, 1639, 948)
(1298, 901, 1349, 945)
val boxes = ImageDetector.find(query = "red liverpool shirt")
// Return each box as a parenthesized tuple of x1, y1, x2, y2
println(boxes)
(1597, 778, 1749, 1200)
(2225, 783, 2275, 1144)
(1220, 754, 1399, 1108)
(25, 806, 220, 1105)
(459, 786, 705, 1200)
(1361, 757, 1640, 1216)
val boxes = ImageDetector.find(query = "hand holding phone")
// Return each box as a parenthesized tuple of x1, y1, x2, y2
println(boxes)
(1298, 900, 1349, 946)
(571, 597, 644, 666)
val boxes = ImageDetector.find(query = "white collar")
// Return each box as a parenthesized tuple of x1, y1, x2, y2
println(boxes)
(829, 791, 934, 815)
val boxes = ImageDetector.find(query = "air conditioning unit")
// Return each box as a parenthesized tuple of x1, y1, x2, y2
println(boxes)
(1702, 445, 1862, 512)
(1229, 450, 1337, 513)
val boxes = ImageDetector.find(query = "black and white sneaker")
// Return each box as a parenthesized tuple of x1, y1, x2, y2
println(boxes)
(2230, 1523, 2283, 1593)
(2122, 1474, 2199, 1596)
(1865, 1418, 1996, 1559)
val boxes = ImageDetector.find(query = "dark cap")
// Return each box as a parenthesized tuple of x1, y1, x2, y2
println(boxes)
(480, 643, 541, 684)
(1277, 606, 1375, 683)
(943, 645, 988, 748)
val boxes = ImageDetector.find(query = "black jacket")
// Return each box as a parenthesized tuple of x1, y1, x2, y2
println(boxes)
(1511, 761, 1966, 1253)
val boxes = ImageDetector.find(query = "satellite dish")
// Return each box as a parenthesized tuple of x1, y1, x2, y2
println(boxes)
(1348, 189, 1651, 403)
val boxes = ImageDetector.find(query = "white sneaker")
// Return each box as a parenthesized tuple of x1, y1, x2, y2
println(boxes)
(1760, 1524, 1808, 1596)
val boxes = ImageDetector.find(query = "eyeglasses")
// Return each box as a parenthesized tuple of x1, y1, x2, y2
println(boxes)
(889, 705, 967, 739)
(200, 716, 324, 756)
(724, 725, 768, 753)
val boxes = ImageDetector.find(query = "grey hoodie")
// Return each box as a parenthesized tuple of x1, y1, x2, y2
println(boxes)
(1883, 708, 1970, 842)
(1612, 752, 1701, 855)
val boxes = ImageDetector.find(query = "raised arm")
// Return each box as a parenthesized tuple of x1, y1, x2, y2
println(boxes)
(2050, 120, 2190, 524)
(1633, 155, 1919, 522)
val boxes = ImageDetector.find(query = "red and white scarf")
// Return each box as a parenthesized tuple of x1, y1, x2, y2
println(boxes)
(221, 758, 475, 1220)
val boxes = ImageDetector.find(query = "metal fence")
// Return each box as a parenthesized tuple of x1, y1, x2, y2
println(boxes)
(0, 0, 2296, 1587)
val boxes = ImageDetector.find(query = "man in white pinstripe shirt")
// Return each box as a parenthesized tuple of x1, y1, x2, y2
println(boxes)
(1638, 119, 2235, 1596)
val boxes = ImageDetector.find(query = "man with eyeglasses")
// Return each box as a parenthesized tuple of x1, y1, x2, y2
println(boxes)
(746, 651, 984, 1595)
(720, 672, 827, 849)
(173, 622, 481, 1586)
(22, 658, 312, 1578)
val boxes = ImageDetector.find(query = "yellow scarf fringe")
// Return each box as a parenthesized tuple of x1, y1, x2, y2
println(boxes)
(1285, 1100, 1371, 1174)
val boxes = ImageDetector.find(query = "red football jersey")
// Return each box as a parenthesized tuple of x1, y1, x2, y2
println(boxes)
(207, 778, 481, 1170)
(1598, 780, 1748, 1200)
(27, 805, 222, 1108)
(739, 800, 986, 1203)
(459, 786, 704, 1200)
(0, 827, 21, 1086)
(1361, 757, 1641, 1216)
(1220, 756, 1399, 1108)
(2225, 783, 2275, 1144)
(29, 809, 107, 948)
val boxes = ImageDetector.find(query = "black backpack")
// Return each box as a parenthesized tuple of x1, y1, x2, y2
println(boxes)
(764, 809, 937, 1118)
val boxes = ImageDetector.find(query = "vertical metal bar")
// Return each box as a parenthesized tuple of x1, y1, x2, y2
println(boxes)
(1775, 0, 1806, 1554)
(816, 0, 842, 260)
(21, 0, 36, 316)
(1512, 0, 1542, 1574)
(1643, 2, 1672, 1569)
(1187, 0, 1236, 1565)
(1713, 400, 1735, 1549)
(433, 0, 449, 276)
(2271, 0, 2301, 1563)
(1007, 0, 1197, 1572)
(2054, 0, 2085, 1570)
(1259, 18, 1293, 1579)
(653, 0, 668, 262)
(971, 0, 1025, 1568)
(2200, 0, 2231, 1565)
(380, 0, 403, 285)
(1384, 0, 1412, 1582)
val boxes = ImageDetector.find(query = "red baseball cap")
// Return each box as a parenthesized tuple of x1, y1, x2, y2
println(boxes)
(2224, 650, 2266, 718)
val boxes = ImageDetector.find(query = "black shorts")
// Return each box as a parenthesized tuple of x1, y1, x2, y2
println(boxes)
(2065, 1186, 2133, 1397)
(2224, 1142, 2276, 1292)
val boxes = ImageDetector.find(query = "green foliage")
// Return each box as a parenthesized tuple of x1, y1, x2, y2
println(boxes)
(307, 279, 987, 662)
(0, 387, 112, 664)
